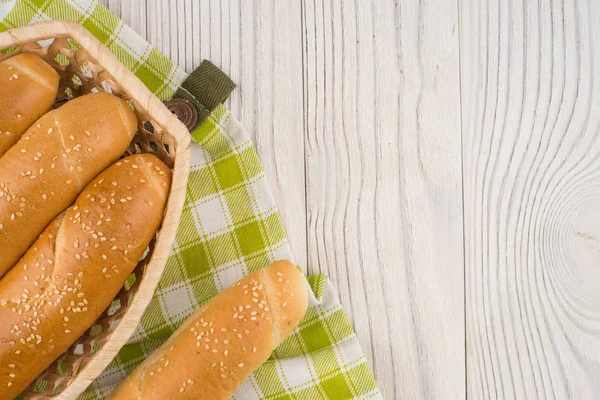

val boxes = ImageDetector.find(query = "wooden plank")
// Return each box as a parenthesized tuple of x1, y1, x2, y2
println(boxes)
(302, 0, 464, 398)
(461, 0, 600, 398)
(102, 0, 308, 269)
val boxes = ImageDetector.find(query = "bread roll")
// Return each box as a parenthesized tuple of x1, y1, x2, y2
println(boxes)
(0, 154, 171, 398)
(109, 260, 308, 400)
(0, 92, 137, 277)
(0, 53, 60, 157)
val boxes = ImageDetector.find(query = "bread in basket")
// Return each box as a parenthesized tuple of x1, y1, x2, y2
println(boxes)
(0, 20, 191, 399)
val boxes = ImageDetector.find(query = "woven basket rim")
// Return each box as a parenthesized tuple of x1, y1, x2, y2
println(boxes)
(0, 20, 191, 399)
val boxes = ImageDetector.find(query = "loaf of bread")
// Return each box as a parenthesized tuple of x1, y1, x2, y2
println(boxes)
(108, 260, 308, 400)
(0, 92, 138, 277)
(0, 154, 171, 398)
(0, 53, 59, 157)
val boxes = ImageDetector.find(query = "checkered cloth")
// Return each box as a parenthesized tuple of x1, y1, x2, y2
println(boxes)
(0, 1, 381, 399)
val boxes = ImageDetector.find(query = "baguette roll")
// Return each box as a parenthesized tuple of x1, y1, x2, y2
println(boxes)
(0, 92, 138, 277)
(0, 53, 59, 156)
(109, 260, 308, 400)
(0, 154, 171, 398)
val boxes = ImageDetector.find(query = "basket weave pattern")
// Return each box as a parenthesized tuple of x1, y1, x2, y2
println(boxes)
(0, 22, 191, 399)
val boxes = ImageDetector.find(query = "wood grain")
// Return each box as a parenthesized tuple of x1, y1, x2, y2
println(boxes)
(98, 0, 600, 398)
(302, 0, 464, 398)
(461, 0, 600, 398)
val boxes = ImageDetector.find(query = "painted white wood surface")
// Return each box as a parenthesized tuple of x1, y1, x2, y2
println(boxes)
(301, 1, 464, 399)
(461, 0, 600, 399)
(100, 0, 600, 399)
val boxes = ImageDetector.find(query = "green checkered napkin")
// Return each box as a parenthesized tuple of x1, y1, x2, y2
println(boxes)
(0, 1, 381, 399)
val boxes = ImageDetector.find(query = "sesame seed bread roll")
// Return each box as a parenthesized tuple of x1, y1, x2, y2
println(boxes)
(109, 260, 308, 400)
(0, 53, 59, 157)
(0, 91, 138, 277)
(0, 154, 171, 398)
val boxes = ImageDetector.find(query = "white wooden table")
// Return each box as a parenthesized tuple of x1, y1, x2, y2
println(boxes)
(101, 1, 600, 399)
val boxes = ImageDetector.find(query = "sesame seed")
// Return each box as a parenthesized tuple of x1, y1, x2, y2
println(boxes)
(224, 350, 229, 356)
(8, 364, 15, 368)
(48, 128, 53, 134)
(180, 388, 184, 393)
(253, 347, 257, 353)
(238, 363, 244, 367)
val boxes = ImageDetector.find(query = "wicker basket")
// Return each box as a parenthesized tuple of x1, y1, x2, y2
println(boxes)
(0, 21, 191, 399)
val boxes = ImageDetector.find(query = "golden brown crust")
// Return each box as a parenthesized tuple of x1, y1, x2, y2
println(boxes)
(0, 154, 171, 398)
(109, 260, 308, 400)
(0, 92, 137, 277)
(0, 53, 59, 156)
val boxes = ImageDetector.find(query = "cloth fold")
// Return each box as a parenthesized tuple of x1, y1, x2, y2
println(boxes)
(175, 59, 237, 128)
(0, 1, 381, 399)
